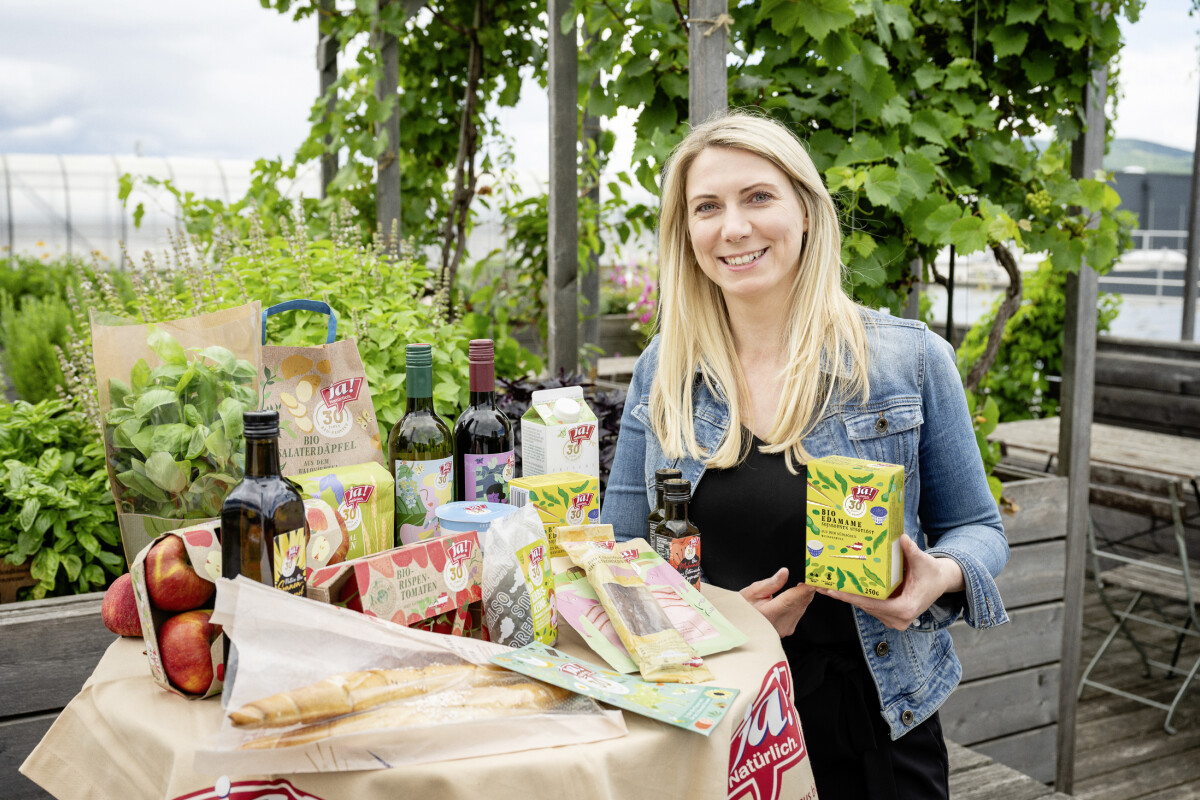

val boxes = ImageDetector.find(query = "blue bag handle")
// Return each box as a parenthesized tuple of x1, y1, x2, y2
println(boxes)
(262, 299, 337, 346)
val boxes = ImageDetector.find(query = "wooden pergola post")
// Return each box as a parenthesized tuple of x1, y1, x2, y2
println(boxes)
(1183, 81, 1200, 341)
(1055, 59, 1106, 795)
(375, 0, 401, 241)
(548, 0, 579, 375)
(581, 106, 601, 370)
(317, 0, 338, 198)
(688, 0, 728, 124)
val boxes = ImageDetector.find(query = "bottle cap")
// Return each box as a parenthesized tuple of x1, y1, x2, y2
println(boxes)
(406, 343, 432, 368)
(552, 397, 581, 422)
(655, 468, 682, 489)
(243, 409, 279, 439)
(468, 339, 494, 362)
(663, 477, 691, 503)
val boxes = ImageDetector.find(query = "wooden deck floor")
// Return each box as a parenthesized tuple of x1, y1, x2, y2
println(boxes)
(1070, 577, 1200, 799)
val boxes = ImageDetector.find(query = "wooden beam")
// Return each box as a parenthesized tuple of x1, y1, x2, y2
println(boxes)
(688, 0, 728, 125)
(904, 257, 922, 319)
(1184, 81, 1200, 341)
(1055, 56, 1107, 795)
(548, 0, 578, 375)
(375, 0, 401, 242)
(317, 0, 338, 198)
(580, 33, 602, 370)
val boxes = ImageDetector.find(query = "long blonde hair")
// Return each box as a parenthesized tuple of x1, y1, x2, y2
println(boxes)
(650, 110, 870, 471)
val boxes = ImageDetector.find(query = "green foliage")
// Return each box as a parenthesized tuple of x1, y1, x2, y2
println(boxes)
(0, 255, 85, 301)
(103, 328, 257, 519)
(0, 290, 72, 403)
(0, 399, 123, 600)
(965, 390, 1003, 503)
(577, 0, 1141, 313)
(957, 259, 1123, 421)
(125, 1, 546, 254)
(223, 211, 543, 429)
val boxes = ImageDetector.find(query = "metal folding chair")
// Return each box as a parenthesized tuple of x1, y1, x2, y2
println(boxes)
(1077, 478, 1200, 734)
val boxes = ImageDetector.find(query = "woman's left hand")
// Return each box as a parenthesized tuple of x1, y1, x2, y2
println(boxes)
(815, 535, 964, 631)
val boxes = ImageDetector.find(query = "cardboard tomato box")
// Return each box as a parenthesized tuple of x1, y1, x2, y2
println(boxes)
(306, 530, 485, 637)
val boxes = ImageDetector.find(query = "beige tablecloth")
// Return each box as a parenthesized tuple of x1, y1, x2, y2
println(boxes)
(21, 584, 815, 800)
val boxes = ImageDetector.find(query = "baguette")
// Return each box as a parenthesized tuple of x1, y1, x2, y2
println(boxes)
(238, 681, 573, 750)
(228, 662, 484, 729)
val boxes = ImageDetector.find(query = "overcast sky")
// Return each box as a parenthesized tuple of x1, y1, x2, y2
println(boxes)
(0, 1, 1196, 172)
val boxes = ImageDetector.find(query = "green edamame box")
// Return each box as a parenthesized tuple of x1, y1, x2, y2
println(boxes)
(805, 455, 904, 598)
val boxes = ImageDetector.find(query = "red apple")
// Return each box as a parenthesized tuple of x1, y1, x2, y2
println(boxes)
(101, 573, 142, 637)
(159, 609, 222, 694)
(145, 535, 214, 611)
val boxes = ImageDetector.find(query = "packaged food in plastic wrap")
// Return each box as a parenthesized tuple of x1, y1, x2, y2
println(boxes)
(481, 504, 557, 647)
(196, 576, 622, 774)
(559, 529, 713, 684)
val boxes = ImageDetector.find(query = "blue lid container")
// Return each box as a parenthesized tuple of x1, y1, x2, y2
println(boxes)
(436, 501, 518, 536)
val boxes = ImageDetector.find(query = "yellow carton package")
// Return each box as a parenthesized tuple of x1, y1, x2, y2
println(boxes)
(805, 455, 904, 598)
(293, 461, 394, 561)
(508, 472, 599, 558)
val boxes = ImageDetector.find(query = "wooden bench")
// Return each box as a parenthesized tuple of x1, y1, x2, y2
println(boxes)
(1, 593, 112, 800)
(1093, 336, 1200, 440)
(942, 475, 1070, 784)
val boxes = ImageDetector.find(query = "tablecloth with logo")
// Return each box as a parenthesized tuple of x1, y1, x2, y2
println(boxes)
(22, 584, 816, 800)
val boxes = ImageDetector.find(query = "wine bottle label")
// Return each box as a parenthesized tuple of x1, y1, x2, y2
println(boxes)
(271, 527, 307, 595)
(667, 535, 702, 589)
(463, 450, 516, 502)
(395, 457, 453, 545)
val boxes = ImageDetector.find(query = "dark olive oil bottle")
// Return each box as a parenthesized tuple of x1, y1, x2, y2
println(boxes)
(646, 467, 682, 548)
(221, 410, 308, 593)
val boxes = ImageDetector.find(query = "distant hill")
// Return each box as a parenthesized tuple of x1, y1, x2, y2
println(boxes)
(1105, 138, 1193, 174)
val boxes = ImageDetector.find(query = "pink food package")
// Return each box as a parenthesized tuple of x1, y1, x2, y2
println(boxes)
(553, 536, 748, 673)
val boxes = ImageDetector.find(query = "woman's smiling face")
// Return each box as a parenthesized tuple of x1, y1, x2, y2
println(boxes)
(685, 146, 808, 306)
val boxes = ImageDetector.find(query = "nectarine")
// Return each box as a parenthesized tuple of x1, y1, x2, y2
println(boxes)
(101, 573, 141, 637)
(159, 609, 222, 695)
(146, 535, 214, 611)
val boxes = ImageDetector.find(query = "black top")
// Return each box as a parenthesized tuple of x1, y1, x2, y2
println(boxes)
(691, 432, 948, 800)
(691, 430, 858, 650)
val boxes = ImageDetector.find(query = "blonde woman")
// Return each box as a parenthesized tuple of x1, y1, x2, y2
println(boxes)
(601, 111, 1009, 798)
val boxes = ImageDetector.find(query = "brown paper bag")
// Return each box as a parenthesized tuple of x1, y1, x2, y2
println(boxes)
(260, 300, 385, 476)
(91, 302, 261, 563)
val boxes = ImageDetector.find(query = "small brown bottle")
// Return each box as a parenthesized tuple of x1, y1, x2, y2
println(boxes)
(646, 467, 682, 547)
(653, 478, 702, 588)
(221, 410, 308, 594)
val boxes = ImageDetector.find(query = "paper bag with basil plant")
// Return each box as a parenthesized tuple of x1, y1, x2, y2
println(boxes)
(92, 302, 261, 562)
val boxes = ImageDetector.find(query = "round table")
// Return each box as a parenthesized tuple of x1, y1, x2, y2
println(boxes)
(21, 584, 812, 800)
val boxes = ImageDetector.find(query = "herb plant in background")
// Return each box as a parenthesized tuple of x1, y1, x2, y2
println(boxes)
(104, 327, 255, 519)
(0, 399, 123, 600)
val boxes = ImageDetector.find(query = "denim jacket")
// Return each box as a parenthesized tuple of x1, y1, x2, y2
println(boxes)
(600, 309, 1010, 740)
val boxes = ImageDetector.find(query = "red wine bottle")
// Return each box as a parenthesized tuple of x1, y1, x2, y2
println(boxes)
(453, 339, 515, 503)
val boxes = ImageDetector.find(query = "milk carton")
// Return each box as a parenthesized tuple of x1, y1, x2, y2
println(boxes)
(521, 386, 599, 478)
(804, 455, 905, 598)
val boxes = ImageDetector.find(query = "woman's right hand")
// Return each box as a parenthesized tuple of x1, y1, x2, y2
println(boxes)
(740, 568, 816, 637)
